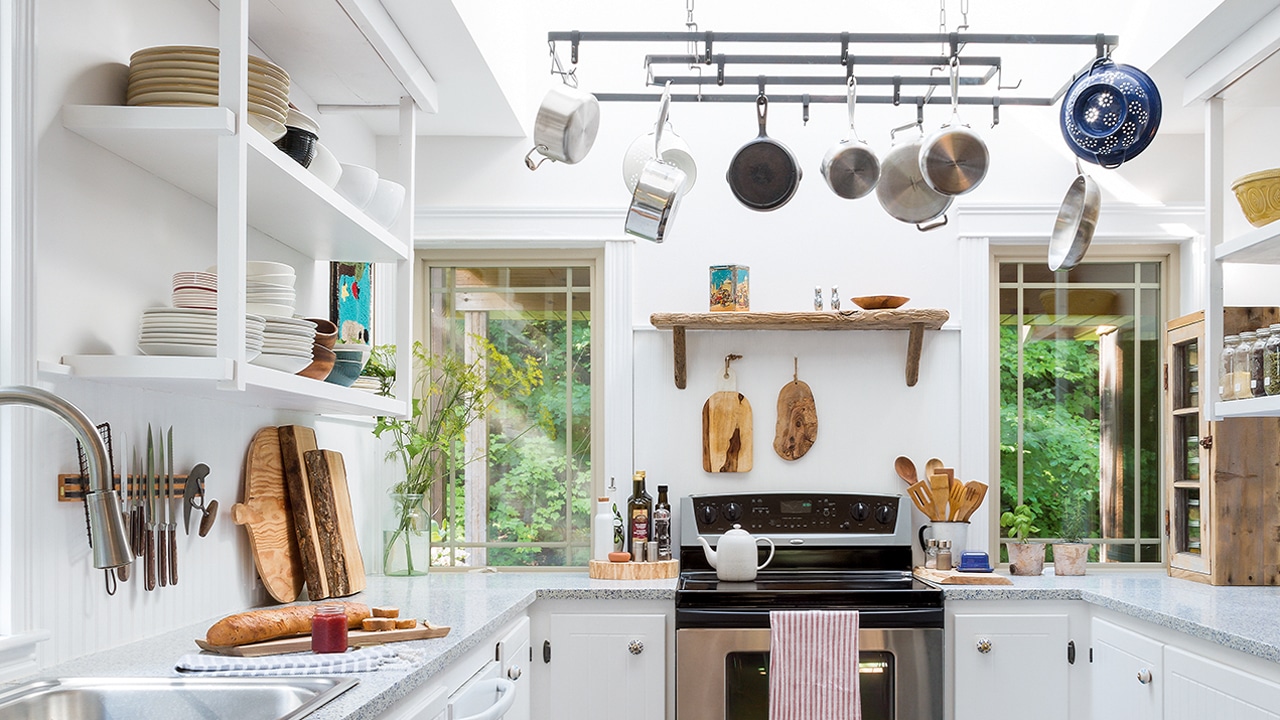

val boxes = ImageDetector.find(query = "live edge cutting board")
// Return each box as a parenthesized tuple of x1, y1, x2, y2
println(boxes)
(702, 368, 753, 473)
(232, 428, 304, 603)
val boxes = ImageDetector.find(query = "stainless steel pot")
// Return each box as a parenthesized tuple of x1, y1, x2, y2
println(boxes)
(524, 83, 600, 170)
(876, 122, 952, 231)
(1048, 160, 1101, 271)
(726, 95, 802, 211)
(626, 86, 686, 243)
(919, 58, 989, 196)
(821, 77, 880, 200)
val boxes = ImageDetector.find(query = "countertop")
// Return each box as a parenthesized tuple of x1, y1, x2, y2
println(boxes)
(19, 572, 676, 720)
(932, 570, 1280, 664)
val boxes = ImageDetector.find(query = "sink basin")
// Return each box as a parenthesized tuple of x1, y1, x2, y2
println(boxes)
(0, 676, 358, 720)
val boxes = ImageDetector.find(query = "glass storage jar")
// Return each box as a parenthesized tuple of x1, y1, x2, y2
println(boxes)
(1220, 334, 1241, 400)
(1251, 327, 1270, 397)
(1235, 331, 1257, 399)
(1266, 324, 1280, 396)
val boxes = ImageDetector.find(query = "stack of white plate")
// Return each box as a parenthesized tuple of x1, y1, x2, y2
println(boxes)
(251, 316, 316, 374)
(350, 376, 382, 392)
(138, 308, 264, 359)
(126, 45, 290, 141)
(171, 271, 218, 310)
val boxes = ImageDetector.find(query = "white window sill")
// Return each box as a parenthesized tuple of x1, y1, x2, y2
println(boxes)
(0, 631, 51, 682)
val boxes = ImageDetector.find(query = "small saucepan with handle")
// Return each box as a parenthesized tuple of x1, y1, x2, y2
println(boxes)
(919, 57, 990, 196)
(524, 78, 601, 171)
(625, 84, 687, 244)
(821, 76, 881, 200)
(727, 94, 802, 211)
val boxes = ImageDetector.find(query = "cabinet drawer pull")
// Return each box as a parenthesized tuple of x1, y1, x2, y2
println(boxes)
(629, 640, 644, 655)
(507, 664, 522, 681)
(1137, 668, 1153, 685)
(976, 638, 992, 654)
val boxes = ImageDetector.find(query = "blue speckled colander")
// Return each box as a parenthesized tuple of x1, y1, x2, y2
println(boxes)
(1060, 58, 1162, 168)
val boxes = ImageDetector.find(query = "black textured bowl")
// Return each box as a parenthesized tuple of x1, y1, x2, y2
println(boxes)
(274, 126, 318, 168)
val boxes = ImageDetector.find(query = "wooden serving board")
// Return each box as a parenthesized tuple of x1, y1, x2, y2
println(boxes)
(304, 449, 366, 595)
(703, 391, 753, 472)
(277, 425, 331, 599)
(914, 567, 1013, 585)
(194, 623, 452, 657)
(232, 428, 303, 603)
(588, 559, 679, 580)
(772, 377, 817, 461)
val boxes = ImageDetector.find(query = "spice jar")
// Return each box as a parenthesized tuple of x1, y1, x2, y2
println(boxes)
(1237, 331, 1258, 399)
(936, 540, 953, 571)
(311, 604, 349, 654)
(1265, 324, 1280, 396)
(1220, 334, 1241, 400)
(1252, 327, 1270, 397)
(925, 539, 939, 569)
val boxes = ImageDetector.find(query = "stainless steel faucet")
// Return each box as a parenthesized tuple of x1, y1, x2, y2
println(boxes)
(0, 385, 132, 568)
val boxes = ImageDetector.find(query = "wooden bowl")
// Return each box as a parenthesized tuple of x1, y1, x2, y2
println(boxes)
(1231, 168, 1280, 228)
(305, 317, 338, 349)
(297, 343, 336, 380)
(852, 295, 909, 310)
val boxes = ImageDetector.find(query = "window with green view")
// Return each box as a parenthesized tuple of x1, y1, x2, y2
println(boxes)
(427, 264, 594, 567)
(998, 260, 1163, 563)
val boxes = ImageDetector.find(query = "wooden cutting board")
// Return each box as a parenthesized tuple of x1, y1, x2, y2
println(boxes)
(232, 427, 304, 603)
(772, 368, 817, 460)
(914, 567, 1013, 585)
(304, 449, 366, 595)
(277, 425, 331, 599)
(194, 623, 452, 657)
(703, 390, 753, 472)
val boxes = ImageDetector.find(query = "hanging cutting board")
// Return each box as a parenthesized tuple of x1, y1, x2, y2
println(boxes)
(304, 448, 366, 596)
(703, 367, 753, 472)
(773, 360, 817, 460)
(277, 425, 332, 599)
(231, 427, 304, 603)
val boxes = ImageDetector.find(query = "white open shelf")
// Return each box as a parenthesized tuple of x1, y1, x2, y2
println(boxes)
(59, 355, 405, 416)
(1215, 223, 1280, 264)
(1211, 394, 1280, 418)
(61, 104, 409, 263)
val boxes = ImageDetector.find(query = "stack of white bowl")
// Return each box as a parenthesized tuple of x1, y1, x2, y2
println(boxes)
(334, 163, 406, 229)
(252, 316, 317, 373)
(138, 307, 264, 359)
(244, 261, 297, 318)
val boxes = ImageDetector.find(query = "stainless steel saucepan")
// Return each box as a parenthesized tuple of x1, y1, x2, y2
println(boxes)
(625, 85, 687, 243)
(525, 82, 600, 171)
(919, 58, 990, 196)
(821, 76, 881, 200)
(877, 121, 952, 231)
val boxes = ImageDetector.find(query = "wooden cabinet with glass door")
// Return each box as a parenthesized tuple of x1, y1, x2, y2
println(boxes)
(1164, 308, 1280, 585)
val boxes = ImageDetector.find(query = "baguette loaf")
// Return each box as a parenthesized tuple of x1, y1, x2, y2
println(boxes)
(206, 602, 370, 646)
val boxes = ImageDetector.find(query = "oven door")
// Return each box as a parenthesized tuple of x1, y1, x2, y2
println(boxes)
(675, 627, 942, 720)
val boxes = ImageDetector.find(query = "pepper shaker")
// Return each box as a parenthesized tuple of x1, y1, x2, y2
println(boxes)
(831, 286, 840, 311)
(814, 286, 823, 311)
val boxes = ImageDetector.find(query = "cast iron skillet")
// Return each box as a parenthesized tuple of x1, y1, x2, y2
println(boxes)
(726, 95, 802, 211)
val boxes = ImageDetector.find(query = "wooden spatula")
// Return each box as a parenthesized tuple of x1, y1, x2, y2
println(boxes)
(906, 480, 934, 519)
(928, 473, 951, 522)
(948, 478, 966, 520)
(958, 481, 989, 521)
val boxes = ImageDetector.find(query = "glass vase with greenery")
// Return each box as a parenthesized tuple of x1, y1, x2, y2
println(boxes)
(372, 339, 541, 574)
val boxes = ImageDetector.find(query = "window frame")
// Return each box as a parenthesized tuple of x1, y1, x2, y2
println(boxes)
(413, 249, 604, 569)
(989, 244, 1180, 567)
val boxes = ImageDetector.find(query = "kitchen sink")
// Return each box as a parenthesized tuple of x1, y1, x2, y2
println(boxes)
(0, 676, 358, 720)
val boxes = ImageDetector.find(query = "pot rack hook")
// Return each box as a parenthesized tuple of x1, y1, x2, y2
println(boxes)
(758, 75, 766, 97)
(547, 40, 578, 88)
(840, 31, 850, 66)
(716, 56, 726, 86)
(916, 96, 925, 127)
(704, 31, 714, 64)
(893, 76, 902, 106)
(802, 94, 810, 125)
(724, 354, 743, 379)
(997, 61, 1022, 92)
(570, 31, 581, 64)
(1095, 33, 1111, 59)
(991, 96, 1001, 128)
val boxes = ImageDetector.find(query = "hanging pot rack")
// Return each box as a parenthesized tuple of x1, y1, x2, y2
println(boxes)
(545, 31, 1118, 110)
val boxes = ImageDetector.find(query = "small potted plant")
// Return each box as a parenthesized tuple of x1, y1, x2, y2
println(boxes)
(1000, 503, 1045, 576)
(1052, 488, 1090, 576)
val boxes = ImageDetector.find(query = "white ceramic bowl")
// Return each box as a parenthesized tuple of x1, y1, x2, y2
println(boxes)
(284, 108, 320, 135)
(365, 178, 406, 228)
(335, 163, 378, 210)
(245, 261, 295, 277)
(308, 142, 342, 188)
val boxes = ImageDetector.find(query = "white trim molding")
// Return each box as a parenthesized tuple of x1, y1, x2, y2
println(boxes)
(415, 207, 630, 247)
(957, 203, 1204, 243)
(0, 630, 49, 682)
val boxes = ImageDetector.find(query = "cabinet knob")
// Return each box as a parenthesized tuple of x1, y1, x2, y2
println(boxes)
(629, 640, 644, 655)
(507, 664, 522, 681)
(1137, 668, 1153, 685)
(976, 638, 992, 654)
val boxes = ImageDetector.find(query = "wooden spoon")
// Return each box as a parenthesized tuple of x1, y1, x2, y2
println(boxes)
(894, 456, 918, 485)
(924, 457, 943, 479)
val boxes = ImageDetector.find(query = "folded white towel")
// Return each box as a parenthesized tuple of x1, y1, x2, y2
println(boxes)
(769, 609, 861, 720)
(175, 645, 411, 676)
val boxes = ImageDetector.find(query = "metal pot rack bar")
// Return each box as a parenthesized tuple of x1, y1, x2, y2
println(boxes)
(546, 30, 1118, 108)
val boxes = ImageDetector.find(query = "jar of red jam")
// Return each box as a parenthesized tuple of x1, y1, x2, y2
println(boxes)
(311, 604, 348, 654)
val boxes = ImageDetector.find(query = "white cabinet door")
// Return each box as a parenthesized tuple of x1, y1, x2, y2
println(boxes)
(1091, 617, 1162, 720)
(499, 617, 532, 720)
(953, 613, 1070, 720)
(547, 613, 666, 720)
(1164, 646, 1280, 720)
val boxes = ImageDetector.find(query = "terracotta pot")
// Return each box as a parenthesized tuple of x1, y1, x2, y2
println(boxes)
(1052, 542, 1089, 576)
(1006, 542, 1046, 576)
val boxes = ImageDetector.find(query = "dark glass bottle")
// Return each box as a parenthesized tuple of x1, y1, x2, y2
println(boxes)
(627, 471, 653, 554)
(653, 484, 672, 560)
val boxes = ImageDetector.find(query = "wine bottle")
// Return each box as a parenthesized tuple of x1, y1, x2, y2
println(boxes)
(627, 471, 653, 555)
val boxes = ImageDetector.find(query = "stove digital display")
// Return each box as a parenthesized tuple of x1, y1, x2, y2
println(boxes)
(779, 500, 812, 514)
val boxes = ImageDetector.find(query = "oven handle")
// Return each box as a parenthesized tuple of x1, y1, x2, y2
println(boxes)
(675, 606, 945, 630)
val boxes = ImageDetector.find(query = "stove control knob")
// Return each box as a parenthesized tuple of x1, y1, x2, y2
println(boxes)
(699, 504, 719, 525)
(724, 502, 743, 522)
(850, 502, 870, 522)
(875, 504, 895, 525)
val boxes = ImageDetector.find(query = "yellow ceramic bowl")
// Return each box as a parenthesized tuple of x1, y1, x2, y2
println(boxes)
(1231, 168, 1280, 228)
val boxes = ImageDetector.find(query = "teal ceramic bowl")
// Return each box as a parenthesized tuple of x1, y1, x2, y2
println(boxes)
(323, 358, 363, 387)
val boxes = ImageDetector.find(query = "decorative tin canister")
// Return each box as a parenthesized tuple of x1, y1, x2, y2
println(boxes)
(710, 265, 750, 312)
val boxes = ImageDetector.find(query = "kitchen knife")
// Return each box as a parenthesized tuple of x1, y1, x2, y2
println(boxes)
(157, 435, 168, 588)
(116, 435, 130, 583)
(131, 447, 144, 556)
(168, 426, 177, 586)
(144, 425, 156, 591)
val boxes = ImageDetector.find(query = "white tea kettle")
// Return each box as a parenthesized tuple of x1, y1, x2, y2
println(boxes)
(698, 524, 775, 582)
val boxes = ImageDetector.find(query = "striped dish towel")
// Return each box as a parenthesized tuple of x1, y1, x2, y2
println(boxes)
(175, 645, 413, 676)
(769, 610, 861, 720)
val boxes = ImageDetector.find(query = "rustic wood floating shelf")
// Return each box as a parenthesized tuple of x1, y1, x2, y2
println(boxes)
(649, 309, 950, 388)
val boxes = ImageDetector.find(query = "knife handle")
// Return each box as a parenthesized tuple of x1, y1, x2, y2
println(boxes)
(132, 507, 145, 557)
(144, 528, 156, 591)
(157, 527, 168, 588)
(168, 527, 178, 585)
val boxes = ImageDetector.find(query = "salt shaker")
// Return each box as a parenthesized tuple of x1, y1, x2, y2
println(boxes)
(831, 286, 840, 311)
(925, 538, 939, 569)
(813, 286, 823, 311)
(937, 540, 953, 571)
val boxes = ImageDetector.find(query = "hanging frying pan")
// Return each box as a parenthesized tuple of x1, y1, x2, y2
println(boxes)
(727, 94, 802, 211)
(1047, 159, 1101, 271)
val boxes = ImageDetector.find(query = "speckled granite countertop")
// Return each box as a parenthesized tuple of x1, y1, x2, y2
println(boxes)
(934, 571, 1280, 664)
(17, 572, 676, 720)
